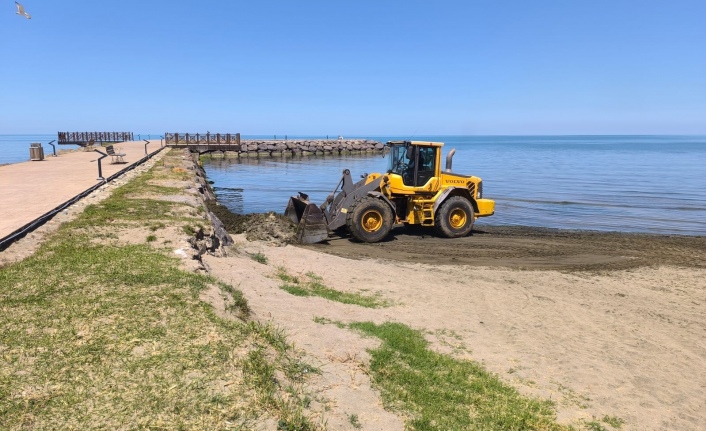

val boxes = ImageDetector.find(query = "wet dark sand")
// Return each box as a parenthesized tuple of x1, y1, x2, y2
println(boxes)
(298, 225, 706, 271)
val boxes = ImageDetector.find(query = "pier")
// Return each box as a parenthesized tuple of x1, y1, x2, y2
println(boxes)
(0, 140, 162, 251)
(58, 131, 134, 145)
(164, 132, 383, 156)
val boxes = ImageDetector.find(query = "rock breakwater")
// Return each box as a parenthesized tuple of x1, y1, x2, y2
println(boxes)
(210, 139, 383, 158)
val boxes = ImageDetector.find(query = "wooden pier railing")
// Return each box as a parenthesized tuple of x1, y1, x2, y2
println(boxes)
(58, 132, 134, 145)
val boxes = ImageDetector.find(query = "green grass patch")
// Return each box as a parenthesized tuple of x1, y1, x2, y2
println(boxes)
(585, 421, 607, 431)
(313, 316, 347, 329)
(0, 149, 320, 430)
(182, 224, 197, 236)
(216, 281, 251, 317)
(349, 321, 570, 431)
(276, 268, 389, 308)
(348, 413, 362, 429)
(149, 222, 165, 231)
(601, 415, 624, 429)
(250, 252, 269, 265)
(582, 415, 624, 431)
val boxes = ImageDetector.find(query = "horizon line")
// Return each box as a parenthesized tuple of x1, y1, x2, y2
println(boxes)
(3, 133, 706, 138)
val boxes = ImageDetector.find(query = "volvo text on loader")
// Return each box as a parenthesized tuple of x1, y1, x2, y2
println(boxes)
(285, 140, 495, 244)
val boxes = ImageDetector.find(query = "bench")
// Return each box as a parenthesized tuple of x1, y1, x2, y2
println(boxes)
(106, 145, 126, 164)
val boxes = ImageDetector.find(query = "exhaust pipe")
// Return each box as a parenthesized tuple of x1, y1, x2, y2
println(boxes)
(445, 148, 456, 172)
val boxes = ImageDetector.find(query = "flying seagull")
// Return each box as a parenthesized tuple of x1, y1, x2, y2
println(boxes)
(15, 1, 31, 19)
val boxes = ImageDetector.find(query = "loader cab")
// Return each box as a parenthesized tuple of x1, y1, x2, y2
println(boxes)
(386, 141, 441, 187)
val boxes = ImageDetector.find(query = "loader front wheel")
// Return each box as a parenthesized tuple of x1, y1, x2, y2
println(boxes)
(347, 197, 393, 243)
(435, 196, 474, 238)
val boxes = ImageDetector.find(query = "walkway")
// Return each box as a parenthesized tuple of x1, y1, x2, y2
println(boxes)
(0, 140, 163, 245)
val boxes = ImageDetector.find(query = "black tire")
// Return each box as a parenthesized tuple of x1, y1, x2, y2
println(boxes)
(346, 196, 394, 243)
(435, 196, 475, 238)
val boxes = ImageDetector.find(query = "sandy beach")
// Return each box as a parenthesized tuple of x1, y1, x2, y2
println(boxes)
(2, 149, 704, 430)
(200, 228, 706, 430)
(5, 1, 706, 428)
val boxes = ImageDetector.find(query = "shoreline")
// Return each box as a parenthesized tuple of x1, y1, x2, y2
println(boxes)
(297, 223, 706, 271)
(200, 187, 706, 271)
(2, 148, 704, 429)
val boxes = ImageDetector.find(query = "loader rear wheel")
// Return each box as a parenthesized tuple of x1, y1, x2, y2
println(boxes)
(435, 196, 474, 238)
(346, 197, 393, 243)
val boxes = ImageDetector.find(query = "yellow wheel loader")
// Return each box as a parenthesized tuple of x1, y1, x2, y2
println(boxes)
(285, 140, 495, 243)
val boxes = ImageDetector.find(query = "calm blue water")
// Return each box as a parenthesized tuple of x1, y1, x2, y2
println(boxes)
(202, 136, 706, 236)
(2, 134, 703, 235)
(0, 134, 167, 165)
(0, 134, 75, 164)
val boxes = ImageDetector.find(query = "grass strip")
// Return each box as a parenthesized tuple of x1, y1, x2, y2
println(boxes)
(277, 268, 389, 308)
(0, 150, 319, 430)
(350, 321, 571, 431)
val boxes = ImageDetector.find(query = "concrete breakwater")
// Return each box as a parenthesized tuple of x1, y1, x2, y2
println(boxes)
(207, 139, 383, 158)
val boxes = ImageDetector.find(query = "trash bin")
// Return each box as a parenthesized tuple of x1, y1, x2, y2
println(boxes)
(29, 143, 44, 161)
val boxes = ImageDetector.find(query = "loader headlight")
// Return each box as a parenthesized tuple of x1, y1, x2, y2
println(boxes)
(477, 181, 483, 199)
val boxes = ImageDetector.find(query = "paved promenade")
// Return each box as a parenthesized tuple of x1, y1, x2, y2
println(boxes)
(0, 140, 163, 242)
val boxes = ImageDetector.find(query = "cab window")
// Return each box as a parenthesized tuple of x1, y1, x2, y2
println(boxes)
(388, 144, 436, 187)
(415, 147, 436, 186)
(387, 145, 410, 176)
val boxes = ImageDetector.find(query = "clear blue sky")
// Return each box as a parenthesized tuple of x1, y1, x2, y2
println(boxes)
(1, 0, 704, 135)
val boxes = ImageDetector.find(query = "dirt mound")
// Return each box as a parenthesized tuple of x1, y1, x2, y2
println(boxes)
(206, 201, 296, 245)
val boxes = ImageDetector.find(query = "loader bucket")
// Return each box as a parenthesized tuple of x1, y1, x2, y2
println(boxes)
(285, 195, 329, 244)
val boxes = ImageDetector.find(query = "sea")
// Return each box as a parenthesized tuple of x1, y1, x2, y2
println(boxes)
(0, 133, 162, 163)
(2, 134, 705, 236)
